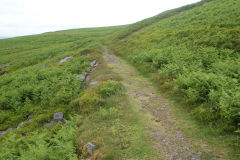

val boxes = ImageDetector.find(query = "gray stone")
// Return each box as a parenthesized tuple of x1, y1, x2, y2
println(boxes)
(59, 56, 73, 64)
(86, 142, 97, 155)
(85, 75, 90, 82)
(2, 71, 7, 76)
(44, 121, 54, 127)
(41, 65, 46, 69)
(90, 60, 97, 67)
(53, 112, 63, 122)
(7, 128, 14, 131)
(0, 64, 10, 71)
(17, 122, 24, 129)
(0, 131, 6, 137)
(84, 72, 89, 82)
(27, 115, 33, 121)
(89, 81, 99, 87)
(93, 63, 99, 67)
(76, 74, 85, 82)
(87, 66, 91, 72)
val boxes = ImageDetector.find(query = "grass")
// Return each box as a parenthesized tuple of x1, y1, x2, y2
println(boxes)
(74, 56, 156, 159)
(110, 0, 240, 133)
(0, 0, 239, 159)
(76, 93, 156, 159)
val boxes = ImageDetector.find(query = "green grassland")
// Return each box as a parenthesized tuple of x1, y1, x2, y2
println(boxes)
(0, 27, 155, 159)
(110, 0, 240, 132)
(0, 0, 239, 159)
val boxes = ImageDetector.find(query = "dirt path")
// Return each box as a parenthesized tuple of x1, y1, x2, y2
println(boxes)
(103, 47, 203, 160)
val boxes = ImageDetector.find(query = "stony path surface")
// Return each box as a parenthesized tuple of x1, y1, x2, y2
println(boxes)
(103, 47, 202, 160)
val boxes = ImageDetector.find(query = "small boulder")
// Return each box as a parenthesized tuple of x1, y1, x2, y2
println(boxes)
(85, 74, 90, 82)
(41, 65, 46, 69)
(27, 115, 33, 121)
(59, 56, 73, 64)
(1, 71, 7, 76)
(76, 74, 85, 82)
(53, 112, 63, 122)
(89, 81, 99, 87)
(86, 142, 97, 155)
(44, 121, 54, 127)
(90, 60, 97, 67)
(7, 128, 14, 131)
(17, 122, 24, 129)
(0, 131, 6, 137)
(87, 66, 91, 72)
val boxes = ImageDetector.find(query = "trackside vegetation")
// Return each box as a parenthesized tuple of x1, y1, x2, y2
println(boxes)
(110, 0, 240, 133)
(0, 27, 155, 159)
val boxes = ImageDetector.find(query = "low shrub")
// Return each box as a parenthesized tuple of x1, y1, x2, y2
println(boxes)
(71, 80, 122, 115)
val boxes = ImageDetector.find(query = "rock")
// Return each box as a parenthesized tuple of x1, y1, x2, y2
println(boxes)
(1, 71, 7, 76)
(84, 72, 89, 81)
(87, 66, 91, 72)
(86, 142, 97, 155)
(90, 60, 97, 67)
(27, 115, 33, 121)
(17, 122, 24, 129)
(84, 73, 90, 82)
(41, 65, 46, 69)
(76, 74, 85, 82)
(77, 72, 89, 82)
(59, 56, 73, 64)
(93, 63, 99, 67)
(0, 64, 10, 71)
(44, 121, 54, 127)
(7, 128, 14, 131)
(53, 112, 63, 122)
(0, 131, 6, 137)
(89, 81, 99, 87)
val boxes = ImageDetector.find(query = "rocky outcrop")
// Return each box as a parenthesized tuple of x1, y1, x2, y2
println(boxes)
(90, 60, 98, 67)
(76, 60, 99, 83)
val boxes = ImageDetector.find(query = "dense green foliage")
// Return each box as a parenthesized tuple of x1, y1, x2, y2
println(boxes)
(71, 80, 123, 114)
(0, 27, 121, 130)
(0, 118, 79, 160)
(111, 0, 240, 132)
(0, 27, 124, 159)
(0, 80, 123, 159)
(0, 0, 239, 159)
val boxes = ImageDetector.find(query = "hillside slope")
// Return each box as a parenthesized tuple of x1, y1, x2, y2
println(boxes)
(0, 0, 239, 159)
(110, 0, 240, 132)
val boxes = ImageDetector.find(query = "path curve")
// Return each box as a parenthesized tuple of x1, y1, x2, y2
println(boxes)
(103, 47, 202, 160)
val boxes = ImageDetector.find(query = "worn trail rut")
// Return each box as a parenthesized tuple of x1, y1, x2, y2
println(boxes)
(103, 47, 202, 160)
